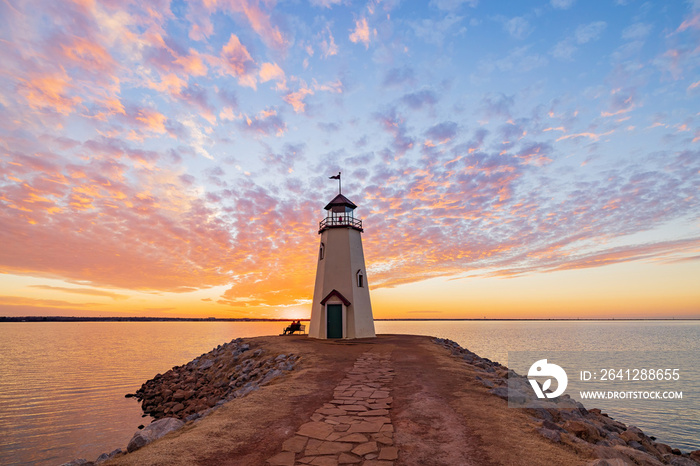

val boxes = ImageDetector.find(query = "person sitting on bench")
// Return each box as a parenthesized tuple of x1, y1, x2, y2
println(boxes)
(283, 320, 301, 335)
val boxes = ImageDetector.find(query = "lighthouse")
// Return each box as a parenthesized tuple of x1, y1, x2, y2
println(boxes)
(308, 174, 375, 339)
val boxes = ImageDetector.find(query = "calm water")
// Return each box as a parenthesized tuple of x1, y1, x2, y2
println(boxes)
(0, 321, 697, 465)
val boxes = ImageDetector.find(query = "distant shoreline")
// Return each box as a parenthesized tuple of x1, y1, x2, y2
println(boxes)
(0, 316, 698, 322)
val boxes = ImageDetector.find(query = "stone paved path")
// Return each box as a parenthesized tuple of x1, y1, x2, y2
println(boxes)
(267, 352, 397, 466)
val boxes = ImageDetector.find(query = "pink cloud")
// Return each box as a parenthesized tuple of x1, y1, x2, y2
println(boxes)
(515, 142, 553, 166)
(147, 73, 188, 96)
(192, 0, 288, 50)
(19, 70, 82, 116)
(349, 18, 371, 48)
(676, 13, 700, 32)
(556, 130, 614, 142)
(174, 49, 209, 76)
(242, 110, 287, 136)
(229, 0, 288, 51)
(320, 26, 338, 58)
(283, 87, 314, 113)
(259, 62, 285, 83)
(2, 132, 699, 308)
(0, 141, 238, 291)
(218, 34, 258, 88)
(58, 35, 117, 75)
(313, 79, 343, 94)
(132, 108, 168, 135)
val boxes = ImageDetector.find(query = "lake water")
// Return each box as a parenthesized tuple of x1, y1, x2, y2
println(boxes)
(0, 320, 697, 465)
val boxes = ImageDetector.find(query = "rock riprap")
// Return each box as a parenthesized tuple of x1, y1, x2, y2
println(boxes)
(433, 338, 700, 466)
(130, 338, 299, 422)
(267, 352, 397, 466)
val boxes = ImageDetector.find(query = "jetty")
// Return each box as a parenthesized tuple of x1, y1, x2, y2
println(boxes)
(101, 335, 699, 466)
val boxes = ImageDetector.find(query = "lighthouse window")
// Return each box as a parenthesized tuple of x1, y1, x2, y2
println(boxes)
(356, 270, 364, 287)
(319, 243, 325, 260)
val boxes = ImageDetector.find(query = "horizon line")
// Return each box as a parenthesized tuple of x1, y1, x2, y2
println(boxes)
(1, 316, 698, 322)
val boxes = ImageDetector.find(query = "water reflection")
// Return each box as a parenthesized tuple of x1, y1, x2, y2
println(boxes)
(0, 320, 697, 465)
(0, 322, 284, 465)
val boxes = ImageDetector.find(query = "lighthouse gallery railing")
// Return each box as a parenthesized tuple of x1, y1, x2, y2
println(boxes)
(318, 216, 363, 232)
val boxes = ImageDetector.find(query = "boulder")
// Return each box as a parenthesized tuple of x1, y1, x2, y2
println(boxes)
(612, 445, 665, 466)
(563, 420, 602, 442)
(656, 443, 673, 455)
(127, 417, 185, 452)
(477, 376, 494, 388)
(537, 427, 562, 443)
(260, 369, 284, 386)
(620, 428, 643, 443)
(95, 448, 122, 464)
(667, 456, 700, 466)
(628, 440, 645, 451)
(171, 402, 185, 413)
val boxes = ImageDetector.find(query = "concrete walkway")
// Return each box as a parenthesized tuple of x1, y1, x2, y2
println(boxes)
(267, 352, 397, 466)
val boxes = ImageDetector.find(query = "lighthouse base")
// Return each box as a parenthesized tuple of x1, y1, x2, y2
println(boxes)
(308, 227, 376, 340)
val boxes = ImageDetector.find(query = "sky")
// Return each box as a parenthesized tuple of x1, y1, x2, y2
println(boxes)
(1, 0, 699, 319)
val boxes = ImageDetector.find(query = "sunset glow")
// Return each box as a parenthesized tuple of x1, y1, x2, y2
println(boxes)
(1, 0, 699, 319)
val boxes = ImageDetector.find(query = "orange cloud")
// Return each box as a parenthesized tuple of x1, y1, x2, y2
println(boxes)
(20, 70, 82, 115)
(218, 34, 257, 88)
(320, 26, 338, 58)
(134, 108, 167, 134)
(556, 130, 614, 142)
(259, 62, 285, 83)
(349, 18, 371, 48)
(236, 0, 287, 50)
(0, 295, 105, 310)
(601, 106, 635, 118)
(174, 49, 208, 76)
(28, 285, 129, 300)
(283, 87, 314, 113)
(199, 0, 288, 50)
(0, 151, 237, 292)
(148, 73, 188, 96)
(99, 97, 126, 115)
(59, 35, 116, 73)
(313, 79, 343, 93)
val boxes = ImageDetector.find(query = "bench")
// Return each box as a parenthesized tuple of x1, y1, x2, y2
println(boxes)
(281, 324, 306, 335)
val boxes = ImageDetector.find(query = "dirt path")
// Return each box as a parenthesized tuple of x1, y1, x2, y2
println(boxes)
(107, 335, 586, 466)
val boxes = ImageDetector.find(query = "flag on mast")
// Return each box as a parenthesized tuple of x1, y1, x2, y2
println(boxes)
(329, 172, 341, 193)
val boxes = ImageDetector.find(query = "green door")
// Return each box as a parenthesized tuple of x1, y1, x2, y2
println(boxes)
(327, 304, 343, 338)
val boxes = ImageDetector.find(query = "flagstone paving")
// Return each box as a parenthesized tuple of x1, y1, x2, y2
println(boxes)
(267, 352, 397, 466)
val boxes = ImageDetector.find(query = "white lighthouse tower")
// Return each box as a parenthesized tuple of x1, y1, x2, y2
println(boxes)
(308, 175, 375, 339)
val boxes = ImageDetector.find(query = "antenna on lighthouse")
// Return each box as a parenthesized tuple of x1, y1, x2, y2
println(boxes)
(329, 172, 341, 194)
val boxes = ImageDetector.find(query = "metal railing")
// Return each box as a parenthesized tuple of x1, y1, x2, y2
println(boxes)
(319, 216, 363, 232)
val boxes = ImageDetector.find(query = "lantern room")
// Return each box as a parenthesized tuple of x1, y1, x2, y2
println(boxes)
(319, 194, 363, 233)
